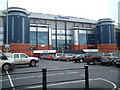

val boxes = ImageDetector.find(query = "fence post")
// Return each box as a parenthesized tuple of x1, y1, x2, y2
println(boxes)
(84, 65, 89, 90)
(42, 68, 47, 90)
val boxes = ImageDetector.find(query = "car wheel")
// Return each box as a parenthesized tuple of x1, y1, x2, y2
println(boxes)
(113, 62, 119, 67)
(66, 58, 69, 62)
(30, 61, 36, 66)
(93, 61, 97, 65)
(87, 62, 90, 65)
(2, 64, 10, 71)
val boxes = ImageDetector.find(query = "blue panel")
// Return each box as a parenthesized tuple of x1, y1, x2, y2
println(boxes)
(102, 25, 109, 44)
(96, 26, 102, 44)
(14, 15, 22, 43)
(4, 15, 30, 44)
(87, 34, 96, 45)
(96, 24, 116, 44)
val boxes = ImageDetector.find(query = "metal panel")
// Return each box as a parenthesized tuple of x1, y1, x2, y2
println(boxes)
(46, 20, 55, 28)
(66, 22, 74, 29)
(57, 21, 65, 28)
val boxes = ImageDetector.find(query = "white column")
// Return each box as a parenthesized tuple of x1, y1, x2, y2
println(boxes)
(74, 30, 79, 45)
(49, 28, 52, 45)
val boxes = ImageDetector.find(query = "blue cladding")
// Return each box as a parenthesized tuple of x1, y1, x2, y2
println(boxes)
(4, 15, 30, 44)
(96, 24, 116, 44)
(116, 30, 120, 45)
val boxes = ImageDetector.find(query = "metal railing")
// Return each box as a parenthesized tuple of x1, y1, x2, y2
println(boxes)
(1, 65, 89, 90)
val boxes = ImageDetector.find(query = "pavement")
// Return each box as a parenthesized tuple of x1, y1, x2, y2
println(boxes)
(0, 60, 120, 90)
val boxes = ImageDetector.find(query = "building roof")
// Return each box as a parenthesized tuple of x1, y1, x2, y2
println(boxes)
(29, 12, 97, 24)
(1, 7, 97, 24)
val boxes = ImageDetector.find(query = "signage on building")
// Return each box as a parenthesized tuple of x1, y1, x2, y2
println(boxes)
(83, 49, 99, 52)
(54, 16, 69, 20)
(5, 45, 10, 48)
(33, 50, 56, 53)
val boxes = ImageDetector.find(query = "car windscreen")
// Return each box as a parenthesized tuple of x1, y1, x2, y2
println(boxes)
(85, 53, 103, 57)
(103, 53, 111, 56)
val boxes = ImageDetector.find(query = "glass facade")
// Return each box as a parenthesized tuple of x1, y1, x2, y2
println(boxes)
(79, 34, 87, 45)
(87, 34, 96, 45)
(1, 7, 119, 53)
(38, 32, 48, 45)
(30, 31, 48, 45)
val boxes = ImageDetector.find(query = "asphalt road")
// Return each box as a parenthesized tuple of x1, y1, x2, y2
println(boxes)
(1, 60, 120, 90)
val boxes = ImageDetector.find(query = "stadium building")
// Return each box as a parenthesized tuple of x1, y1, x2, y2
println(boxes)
(0, 7, 119, 56)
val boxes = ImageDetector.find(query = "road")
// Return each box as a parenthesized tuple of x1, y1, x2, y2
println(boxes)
(1, 60, 120, 90)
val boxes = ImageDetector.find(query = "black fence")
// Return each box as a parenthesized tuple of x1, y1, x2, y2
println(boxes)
(1, 65, 89, 90)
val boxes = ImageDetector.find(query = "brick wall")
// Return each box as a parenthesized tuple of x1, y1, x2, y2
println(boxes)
(2, 43, 52, 56)
(97, 44, 118, 53)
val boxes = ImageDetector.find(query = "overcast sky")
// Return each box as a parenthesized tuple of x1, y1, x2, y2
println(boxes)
(0, 0, 119, 24)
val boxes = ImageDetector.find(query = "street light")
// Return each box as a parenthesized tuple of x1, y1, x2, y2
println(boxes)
(6, 0, 9, 53)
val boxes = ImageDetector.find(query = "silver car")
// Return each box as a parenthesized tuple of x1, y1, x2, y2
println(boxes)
(101, 53, 119, 65)
(59, 53, 74, 61)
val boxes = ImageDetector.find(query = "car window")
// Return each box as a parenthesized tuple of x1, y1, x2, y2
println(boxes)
(85, 53, 103, 56)
(21, 54, 28, 58)
(14, 54, 19, 58)
(103, 53, 111, 56)
(57, 53, 64, 56)
(0, 53, 3, 57)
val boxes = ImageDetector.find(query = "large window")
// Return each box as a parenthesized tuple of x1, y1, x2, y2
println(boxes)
(38, 32, 48, 45)
(30, 31, 48, 45)
(87, 34, 96, 45)
(57, 40, 65, 50)
(30, 31, 36, 45)
(79, 34, 87, 45)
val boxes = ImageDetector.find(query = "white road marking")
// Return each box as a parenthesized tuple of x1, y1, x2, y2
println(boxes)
(6, 71, 15, 90)
(27, 78, 117, 89)
(66, 72, 79, 74)
(3, 71, 117, 89)
(1, 72, 80, 82)
(96, 78, 117, 89)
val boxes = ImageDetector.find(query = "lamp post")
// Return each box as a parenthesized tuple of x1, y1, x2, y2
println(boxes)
(6, 0, 9, 53)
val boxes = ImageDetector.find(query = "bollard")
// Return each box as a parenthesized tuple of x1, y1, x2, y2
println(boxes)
(42, 68, 47, 90)
(84, 65, 89, 90)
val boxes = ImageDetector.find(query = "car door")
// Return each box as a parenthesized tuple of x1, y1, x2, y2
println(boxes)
(13, 54, 21, 64)
(20, 54, 29, 64)
(0, 52, 4, 68)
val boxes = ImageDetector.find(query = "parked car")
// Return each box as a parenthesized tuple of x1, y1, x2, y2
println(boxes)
(101, 53, 120, 65)
(59, 53, 73, 61)
(113, 58, 120, 67)
(40, 55, 46, 60)
(73, 54, 85, 63)
(83, 52, 104, 64)
(5, 53, 39, 67)
(51, 53, 64, 60)
(46, 54, 53, 60)
(113, 52, 120, 67)
(0, 51, 15, 71)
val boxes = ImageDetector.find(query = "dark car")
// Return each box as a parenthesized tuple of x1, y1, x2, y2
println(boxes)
(73, 54, 85, 63)
(84, 52, 104, 64)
